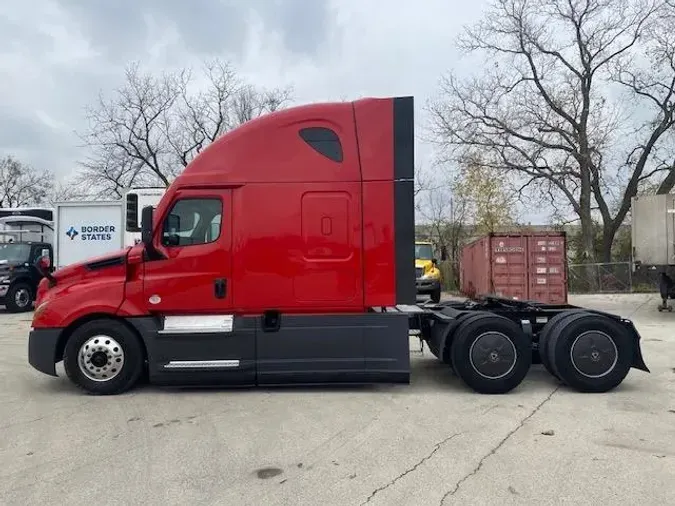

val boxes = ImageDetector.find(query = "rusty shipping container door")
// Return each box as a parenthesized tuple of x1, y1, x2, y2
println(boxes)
(490, 235, 529, 300)
(528, 234, 567, 303)
(460, 232, 568, 304)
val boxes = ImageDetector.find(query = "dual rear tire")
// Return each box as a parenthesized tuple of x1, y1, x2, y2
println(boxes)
(445, 310, 634, 394)
(538, 311, 632, 393)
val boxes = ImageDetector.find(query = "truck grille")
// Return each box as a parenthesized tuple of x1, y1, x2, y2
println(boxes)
(415, 267, 424, 278)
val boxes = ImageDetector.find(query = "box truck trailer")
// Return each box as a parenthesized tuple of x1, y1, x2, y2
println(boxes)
(52, 188, 166, 270)
(631, 193, 675, 311)
(27, 96, 649, 396)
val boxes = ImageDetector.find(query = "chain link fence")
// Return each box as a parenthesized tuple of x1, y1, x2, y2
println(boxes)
(437, 260, 659, 295)
(567, 262, 660, 294)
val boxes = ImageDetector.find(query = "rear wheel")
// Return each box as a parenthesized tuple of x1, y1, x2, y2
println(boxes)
(441, 312, 472, 366)
(64, 319, 144, 395)
(449, 312, 531, 394)
(546, 313, 633, 393)
(5, 283, 33, 313)
(538, 310, 586, 381)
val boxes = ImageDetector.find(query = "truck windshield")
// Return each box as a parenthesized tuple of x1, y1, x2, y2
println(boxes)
(0, 243, 30, 263)
(415, 244, 433, 260)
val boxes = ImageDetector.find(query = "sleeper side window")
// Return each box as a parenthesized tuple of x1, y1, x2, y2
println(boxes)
(299, 127, 343, 162)
(161, 198, 222, 247)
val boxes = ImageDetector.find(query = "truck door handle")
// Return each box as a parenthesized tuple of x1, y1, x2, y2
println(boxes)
(214, 278, 227, 299)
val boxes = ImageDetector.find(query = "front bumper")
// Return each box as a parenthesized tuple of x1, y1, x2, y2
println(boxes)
(416, 278, 441, 293)
(28, 327, 64, 376)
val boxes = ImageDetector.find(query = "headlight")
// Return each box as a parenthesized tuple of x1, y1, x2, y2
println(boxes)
(0, 275, 9, 283)
(33, 301, 49, 319)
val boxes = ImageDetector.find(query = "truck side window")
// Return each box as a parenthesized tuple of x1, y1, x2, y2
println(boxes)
(299, 127, 343, 163)
(161, 198, 222, 247)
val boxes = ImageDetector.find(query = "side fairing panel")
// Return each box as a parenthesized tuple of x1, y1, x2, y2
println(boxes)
(362, 180, 396, 307)
(354, 96, 416, 306)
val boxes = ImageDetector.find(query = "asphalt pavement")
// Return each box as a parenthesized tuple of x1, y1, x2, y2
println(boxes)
(1, 293, 673, 505)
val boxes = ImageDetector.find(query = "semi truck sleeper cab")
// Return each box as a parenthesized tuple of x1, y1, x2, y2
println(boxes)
(27, 96, 649, 395)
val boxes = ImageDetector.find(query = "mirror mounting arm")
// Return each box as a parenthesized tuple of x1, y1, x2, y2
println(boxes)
(34, 258, 56, 287)
(141, 205, 166, 261)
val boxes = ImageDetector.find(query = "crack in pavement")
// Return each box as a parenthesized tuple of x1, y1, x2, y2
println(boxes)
(439, 386, 560, 505)
(361, 432, 462, 505)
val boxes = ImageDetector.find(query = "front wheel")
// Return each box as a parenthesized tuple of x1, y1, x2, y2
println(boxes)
(63, 319, 144, 395)
(5, 283, 33, 313)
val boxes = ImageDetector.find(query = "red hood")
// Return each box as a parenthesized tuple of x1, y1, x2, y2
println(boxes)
(33, 246, 136, 324)
(53, 247, 132, 280)
(35, 247, 132, 308)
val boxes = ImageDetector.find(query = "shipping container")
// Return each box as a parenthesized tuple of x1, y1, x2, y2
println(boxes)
(460, 232, 568, 304)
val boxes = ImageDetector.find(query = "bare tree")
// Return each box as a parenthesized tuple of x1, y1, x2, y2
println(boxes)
(429, 0, 674, 263)
(46, 179, 93, 205)
(0, 155, 53, 208)
(75, 144, 150, 199)
(164, 61, 292, 167)
(79, 58, 293, 196)
(597, 0, 675, 260)
(415, 180, 469, 288)
(452, 153, 519, 234)
(81, 62, 186, 189)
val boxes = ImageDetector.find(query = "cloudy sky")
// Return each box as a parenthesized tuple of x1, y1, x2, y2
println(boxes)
(0, 0, 489, 185)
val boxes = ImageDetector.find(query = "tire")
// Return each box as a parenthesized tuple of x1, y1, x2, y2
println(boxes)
(449, 312, 531, 394)
(5, 283, 33, 313)
(441, 312, 472, 366)
(430, 285, 442, 303)
(538, 310, 587, 381)
(546, 312, 633, 393)
(63, 319, 144, 395)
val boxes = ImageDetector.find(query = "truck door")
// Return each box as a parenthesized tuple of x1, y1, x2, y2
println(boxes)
(142, 189, 255, 385)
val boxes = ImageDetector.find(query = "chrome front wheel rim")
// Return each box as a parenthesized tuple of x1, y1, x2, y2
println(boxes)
(78, 335, 125, 382)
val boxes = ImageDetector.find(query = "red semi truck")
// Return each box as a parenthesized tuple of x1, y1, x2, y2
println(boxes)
(27, 96, 649, 395)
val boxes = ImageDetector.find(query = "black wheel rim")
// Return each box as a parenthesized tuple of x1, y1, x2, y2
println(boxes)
(469, 332, 517, 380)
(569, 331, 618, 378)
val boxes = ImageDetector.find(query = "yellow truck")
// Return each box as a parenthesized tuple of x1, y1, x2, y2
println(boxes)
(415, 241, 442, 302)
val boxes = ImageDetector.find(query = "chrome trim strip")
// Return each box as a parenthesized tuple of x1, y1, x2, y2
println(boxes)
(158, 327, 230, 335)
(160, 315, 234, 335)
(163, 360, 240, 369)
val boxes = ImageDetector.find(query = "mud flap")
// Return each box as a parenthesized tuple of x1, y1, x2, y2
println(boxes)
(623, 320, 650, 373)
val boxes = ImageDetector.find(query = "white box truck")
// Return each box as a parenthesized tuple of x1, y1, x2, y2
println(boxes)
(53, 187, 166, 270)
(0, 208, 54, 244)
(631, 193, 675, 311)
(53, 200, 124, 270)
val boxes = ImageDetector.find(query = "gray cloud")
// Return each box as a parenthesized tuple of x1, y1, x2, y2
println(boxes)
(0, 0, 490, 188)
(56, 0, 332, 62)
